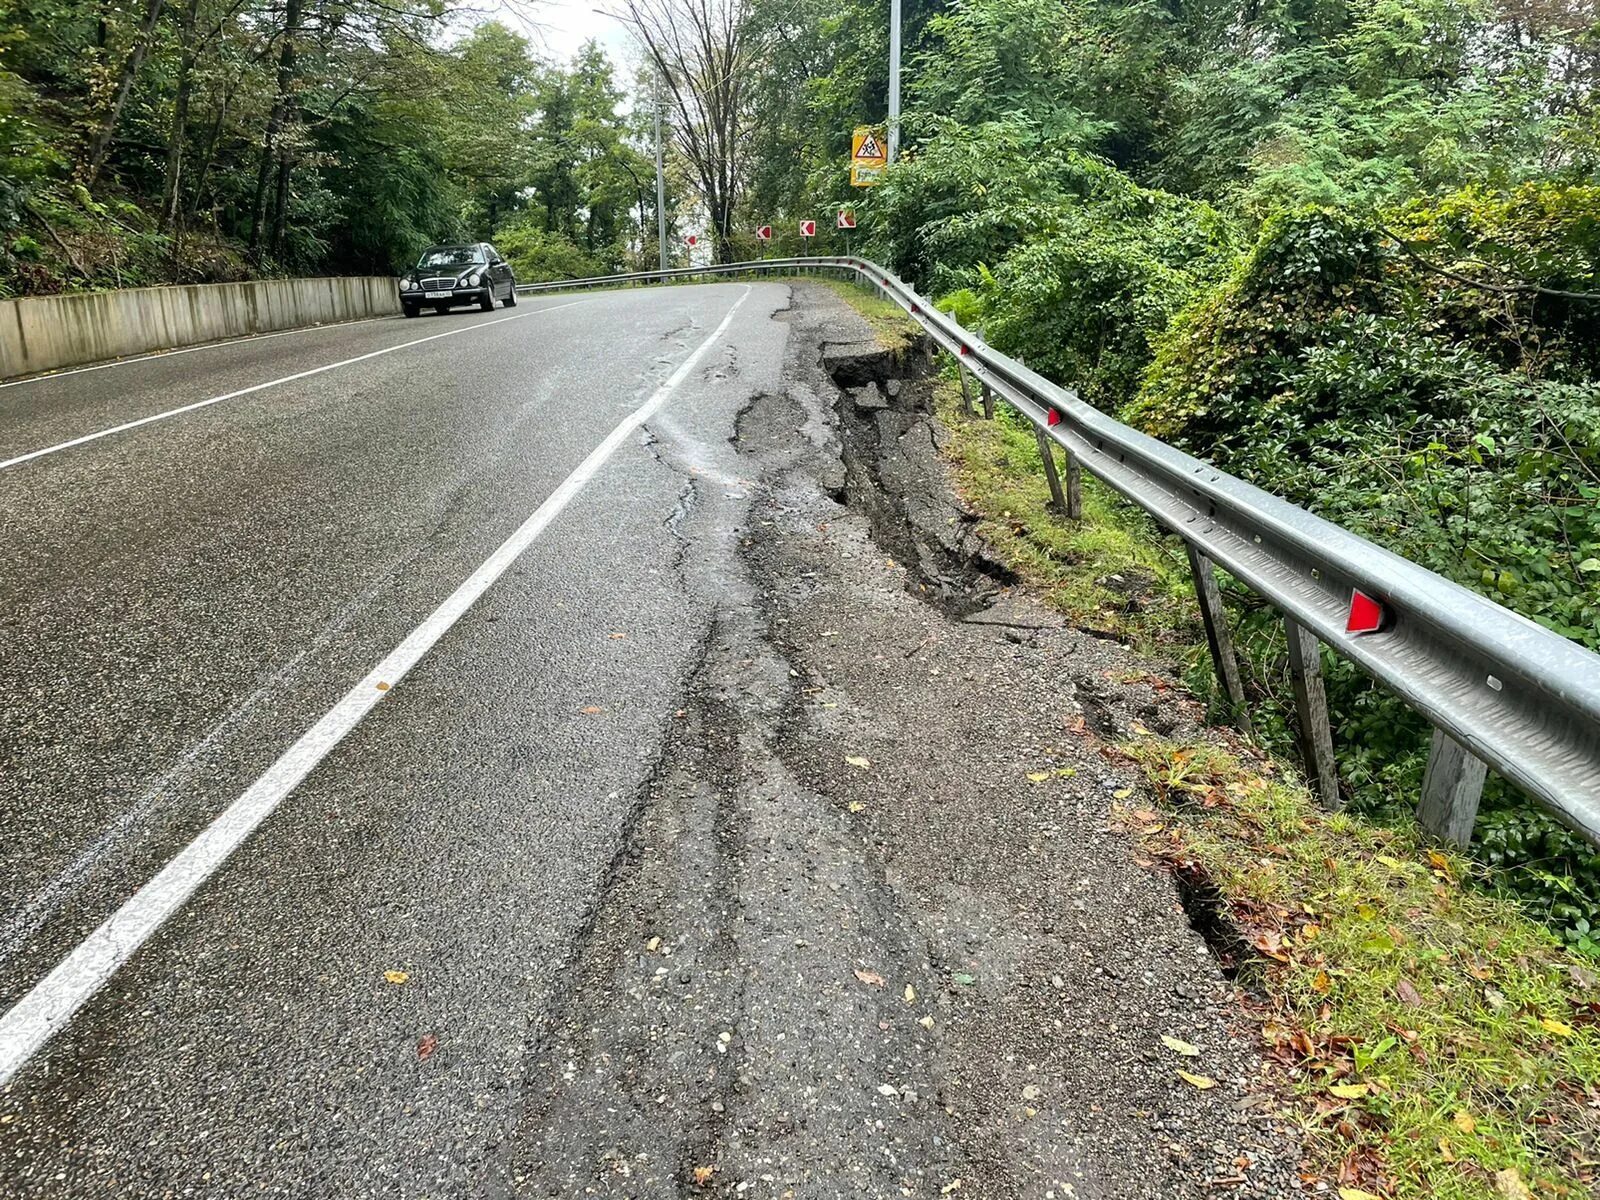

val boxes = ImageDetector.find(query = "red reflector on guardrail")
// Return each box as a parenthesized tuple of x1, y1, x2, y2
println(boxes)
(1047, 408, 1061, 427)
(1346, 589, 1389, 635)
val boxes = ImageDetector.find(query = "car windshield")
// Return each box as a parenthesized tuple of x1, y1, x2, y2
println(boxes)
(416, 246, 483, 269)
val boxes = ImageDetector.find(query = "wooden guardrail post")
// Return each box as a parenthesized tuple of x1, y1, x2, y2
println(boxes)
(1185, 545, 1252, 734)
(1285, 616, 1341, 808)
(979, 381, 995, 419)
(1416, 729, 1487, 846)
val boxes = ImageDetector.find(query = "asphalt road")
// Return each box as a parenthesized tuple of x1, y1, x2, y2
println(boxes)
(0, 286, 789, 1194)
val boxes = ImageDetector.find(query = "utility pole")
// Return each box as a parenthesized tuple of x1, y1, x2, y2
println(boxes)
(653, 84, 668, 271)
(888, 0, 901, 164)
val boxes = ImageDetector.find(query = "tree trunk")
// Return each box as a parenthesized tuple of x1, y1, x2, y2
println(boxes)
(248, 0, 301, 259)
(270, 154, 292, 258)
(160, 0, 202, 230)
(85, 0, 169, 184)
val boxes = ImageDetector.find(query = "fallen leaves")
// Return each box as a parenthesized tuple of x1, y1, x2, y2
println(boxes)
(1327, 1083, 1368, 1100)
(854, 969, 886, 988)
(1452, 1110, 1476, 1135)
(1176, 1069, 1216, 1090)
(848, 800, 867, 813)
(692, 1165, 716, 1186)
(417, 1033, 438, 1060)
(1396, 978, 1423, 1007)
(1026, 771, 1051, 783)
(845, 755, 871, 770)
(1540, 1016, 1575, 1038)
(1160, 1035, 1199, 1057)
(1494, 1167, 1533, 1200)
(579, 705, 604, 715)
(383, 969, 409, 985)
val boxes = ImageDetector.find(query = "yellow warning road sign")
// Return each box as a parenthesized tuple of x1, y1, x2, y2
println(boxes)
(852, 126, 887, 165)
(850, 125, 887, 187)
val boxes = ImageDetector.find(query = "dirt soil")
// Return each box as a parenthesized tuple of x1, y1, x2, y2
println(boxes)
(508, 284, 1307, 1198)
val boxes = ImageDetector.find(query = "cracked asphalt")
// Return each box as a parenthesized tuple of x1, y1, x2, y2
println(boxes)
(0, 282, 1305, 1197)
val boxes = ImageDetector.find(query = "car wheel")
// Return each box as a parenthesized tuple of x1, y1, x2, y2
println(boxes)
(402, 303, 420, 318)
(479, 289, 495, 313)
(503, 284, 517, 308)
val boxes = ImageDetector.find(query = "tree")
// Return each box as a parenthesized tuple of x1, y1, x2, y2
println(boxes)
(615, 0, 752, 261)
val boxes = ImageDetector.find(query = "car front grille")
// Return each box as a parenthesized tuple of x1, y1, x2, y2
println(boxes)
(421, 277, 458, 290)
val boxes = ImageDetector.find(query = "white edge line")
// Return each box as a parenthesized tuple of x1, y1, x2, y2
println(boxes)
(0, 314, 395, 391)
(0, 295, 583, 391)
(0, 300, 588, 473)
(0, 285, 751, 1089)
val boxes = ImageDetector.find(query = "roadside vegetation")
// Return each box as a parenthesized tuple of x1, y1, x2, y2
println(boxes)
(1125, 738, 1599, 1200)
(823, 276, 1600, 1195)
(0, 5, 672, 296)
(768, 0, 1600, 952)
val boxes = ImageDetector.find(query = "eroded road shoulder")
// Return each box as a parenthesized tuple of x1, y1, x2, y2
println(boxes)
(508, 286, 1306, 1199)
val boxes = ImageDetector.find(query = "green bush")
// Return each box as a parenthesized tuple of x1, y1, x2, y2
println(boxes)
(492, 220, 613, 282)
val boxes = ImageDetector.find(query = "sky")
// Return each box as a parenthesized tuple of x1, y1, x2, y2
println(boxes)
(474, 0, 639, 72)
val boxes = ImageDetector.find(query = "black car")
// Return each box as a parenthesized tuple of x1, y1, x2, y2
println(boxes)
(398, 243, 517, 317)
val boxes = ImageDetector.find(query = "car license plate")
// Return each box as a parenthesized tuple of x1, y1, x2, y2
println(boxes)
(424, 290, 452, 299)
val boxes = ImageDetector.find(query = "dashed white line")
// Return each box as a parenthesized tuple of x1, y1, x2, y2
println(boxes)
(0, 285, 750, 1089)
(0, 301, 587, 473)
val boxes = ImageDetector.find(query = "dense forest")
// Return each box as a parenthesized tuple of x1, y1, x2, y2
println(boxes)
(3, 0, 1598, 936)
(0, 0, 668, 291)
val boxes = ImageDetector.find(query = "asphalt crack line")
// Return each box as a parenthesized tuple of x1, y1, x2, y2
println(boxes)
(0, 285, 752, 1089)
(0, 299, 590, 472)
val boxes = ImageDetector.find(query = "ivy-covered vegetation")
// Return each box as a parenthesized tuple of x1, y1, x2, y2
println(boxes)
(0, 0, 672, 295)
(743, 0, 1600, 942)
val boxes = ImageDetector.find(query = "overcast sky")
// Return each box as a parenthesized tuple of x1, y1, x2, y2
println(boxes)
(471, 0, 639, 73)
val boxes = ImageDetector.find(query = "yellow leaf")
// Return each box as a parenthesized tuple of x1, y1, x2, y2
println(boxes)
(1328, 1083, 1368, 1099)
(1113, 788, 1133, 800)
(1176, 1070, 1215, 1090)
(848, 801, 867, 813)
(375, 681, 391, 692)
(692, 1165, 715, 1185)
(1027, 771, 1051, 783)
(1376, 854, 1405, 869)
(845, 755, 871, 770)
(1495, 1167, 1533, 1200)
(383, 969, 409, 985)
(1160, 1035, 1199, 1057)
(1540, 1017, 1575, 1037)
(1452, 1110, 1476, 1134)
(1339, 1190, 1381, 1200)
(1427, 850, 1451, 872)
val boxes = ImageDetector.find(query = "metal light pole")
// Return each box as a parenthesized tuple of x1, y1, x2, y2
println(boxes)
(888, 0, 901, 164)
(653, 86, 668, 271)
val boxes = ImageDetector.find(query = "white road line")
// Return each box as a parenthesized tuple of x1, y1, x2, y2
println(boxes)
(0, 296, 581, 391)
(0, 285, 750, 1089)
(0, 314, 394, 391)
(0, 301, 586, 473)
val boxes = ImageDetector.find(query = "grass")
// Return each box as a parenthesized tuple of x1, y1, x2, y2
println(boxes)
(1124, 740, 1600, 1199)
(930, 374, 1200, 652)
(806, 275, 923, 353)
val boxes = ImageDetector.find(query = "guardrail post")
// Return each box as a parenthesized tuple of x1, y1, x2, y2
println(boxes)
(1061, 449, 1082, 519)
(1184, 544, 1252, 735)
(956, 366, 975, 418)
(1034, 427, 1068, 514)
(1284, 617, 1341, 809)
(979, 381, 994, 419)
(1416, 729, 1487, 846)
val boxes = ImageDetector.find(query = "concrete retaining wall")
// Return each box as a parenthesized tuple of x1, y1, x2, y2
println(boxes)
(0, 275, 400, 379)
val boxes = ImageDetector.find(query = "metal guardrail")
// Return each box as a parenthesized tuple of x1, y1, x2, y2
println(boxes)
(517, 258, 1600, 848)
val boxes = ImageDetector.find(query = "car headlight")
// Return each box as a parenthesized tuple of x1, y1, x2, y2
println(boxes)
(465, 272, 481, 287)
